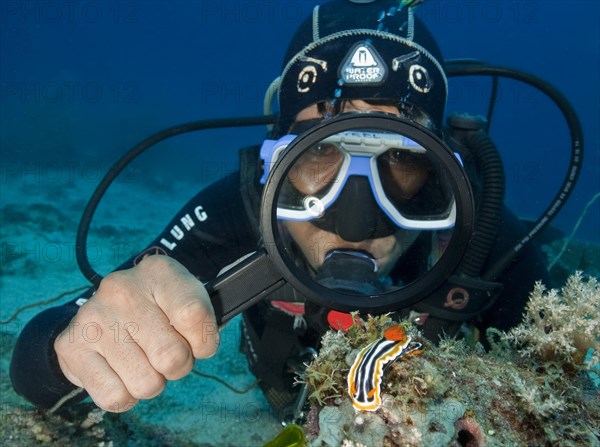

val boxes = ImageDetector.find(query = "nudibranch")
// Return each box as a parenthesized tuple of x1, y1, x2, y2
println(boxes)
(347, 324, 423, 411)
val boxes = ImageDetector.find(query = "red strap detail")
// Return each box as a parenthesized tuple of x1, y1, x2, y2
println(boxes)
(271, 300, 305, 316)
(327, 310, 359, 332)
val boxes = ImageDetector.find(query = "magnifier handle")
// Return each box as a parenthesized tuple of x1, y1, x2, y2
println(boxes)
(204, 250, 286, 325)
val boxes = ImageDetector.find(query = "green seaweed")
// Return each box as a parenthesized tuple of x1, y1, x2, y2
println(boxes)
(262, 424, 306, 447)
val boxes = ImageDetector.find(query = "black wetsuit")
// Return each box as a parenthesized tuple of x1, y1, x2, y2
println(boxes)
(10, 149, 550, 413)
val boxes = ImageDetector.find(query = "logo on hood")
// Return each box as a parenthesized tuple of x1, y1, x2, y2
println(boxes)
(339, 41, 387, 86)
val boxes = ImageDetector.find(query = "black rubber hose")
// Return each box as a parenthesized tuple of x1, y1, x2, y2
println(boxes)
(443, 59, 499, 132)
(485, 75, 499, 133)
(445, 61, 583, 281)
(76, 115, 276, 286)
(457, 130, 505, 278)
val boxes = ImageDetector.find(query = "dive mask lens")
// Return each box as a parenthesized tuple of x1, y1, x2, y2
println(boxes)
(262, 128, 457, 230)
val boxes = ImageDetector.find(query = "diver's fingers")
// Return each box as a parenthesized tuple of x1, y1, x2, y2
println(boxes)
(57, 345, 138, 413)
(123, 303, 196, 380)
(98, 263, 196, 379)
(98, 322, 167, 400)
(135, 255, 220, 360)
(93, 262, 198, 376)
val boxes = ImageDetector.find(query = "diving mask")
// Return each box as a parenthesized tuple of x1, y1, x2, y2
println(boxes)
(260, 117, 458, 238)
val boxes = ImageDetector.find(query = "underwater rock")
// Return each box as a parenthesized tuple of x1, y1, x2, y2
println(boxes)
(311, 405, 352, 446)
(302, 275, 600, 447)
(454, 416, 485, 447)
(346, 407, 389, 446)
(307, 392, 468, 447)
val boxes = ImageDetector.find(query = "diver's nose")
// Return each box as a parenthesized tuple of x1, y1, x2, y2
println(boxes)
(334, 176, 378, 242)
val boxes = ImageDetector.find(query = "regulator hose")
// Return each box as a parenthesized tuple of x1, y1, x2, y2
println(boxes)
(76, 115, 276, 286)
(445, 61, 584, 281)
(458, 129, 506, 278)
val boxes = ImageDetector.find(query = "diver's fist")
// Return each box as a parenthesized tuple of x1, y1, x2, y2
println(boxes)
(54, 255, 219, 412)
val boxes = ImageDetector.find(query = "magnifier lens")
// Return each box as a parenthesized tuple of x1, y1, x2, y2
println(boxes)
(202, 115, 471, 322)
(273, 127, 457, 297)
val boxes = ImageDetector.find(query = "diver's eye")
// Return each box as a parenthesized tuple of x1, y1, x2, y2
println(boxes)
(386, 149, 426, 165)
(310, 143, 338, 156)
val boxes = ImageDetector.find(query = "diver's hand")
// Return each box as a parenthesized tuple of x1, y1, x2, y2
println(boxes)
(54, 255, 219, 412)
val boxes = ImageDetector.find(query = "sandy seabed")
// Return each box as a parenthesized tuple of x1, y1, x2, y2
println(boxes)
(0, 172, 283, 446)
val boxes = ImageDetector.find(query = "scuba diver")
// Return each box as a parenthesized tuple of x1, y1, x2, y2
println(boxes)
(11, 0, 581, 422)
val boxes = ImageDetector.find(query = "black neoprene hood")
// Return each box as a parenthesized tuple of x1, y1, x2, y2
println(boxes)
(277, 0, 447, 132)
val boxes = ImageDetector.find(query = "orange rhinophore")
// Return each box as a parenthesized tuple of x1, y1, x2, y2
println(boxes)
(383, 324, 408, 342)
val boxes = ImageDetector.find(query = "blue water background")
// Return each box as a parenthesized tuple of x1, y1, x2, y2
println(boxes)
(1, 0, 599, 243)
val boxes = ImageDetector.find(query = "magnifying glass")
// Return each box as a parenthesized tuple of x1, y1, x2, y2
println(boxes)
(206, 113, 474, 324)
